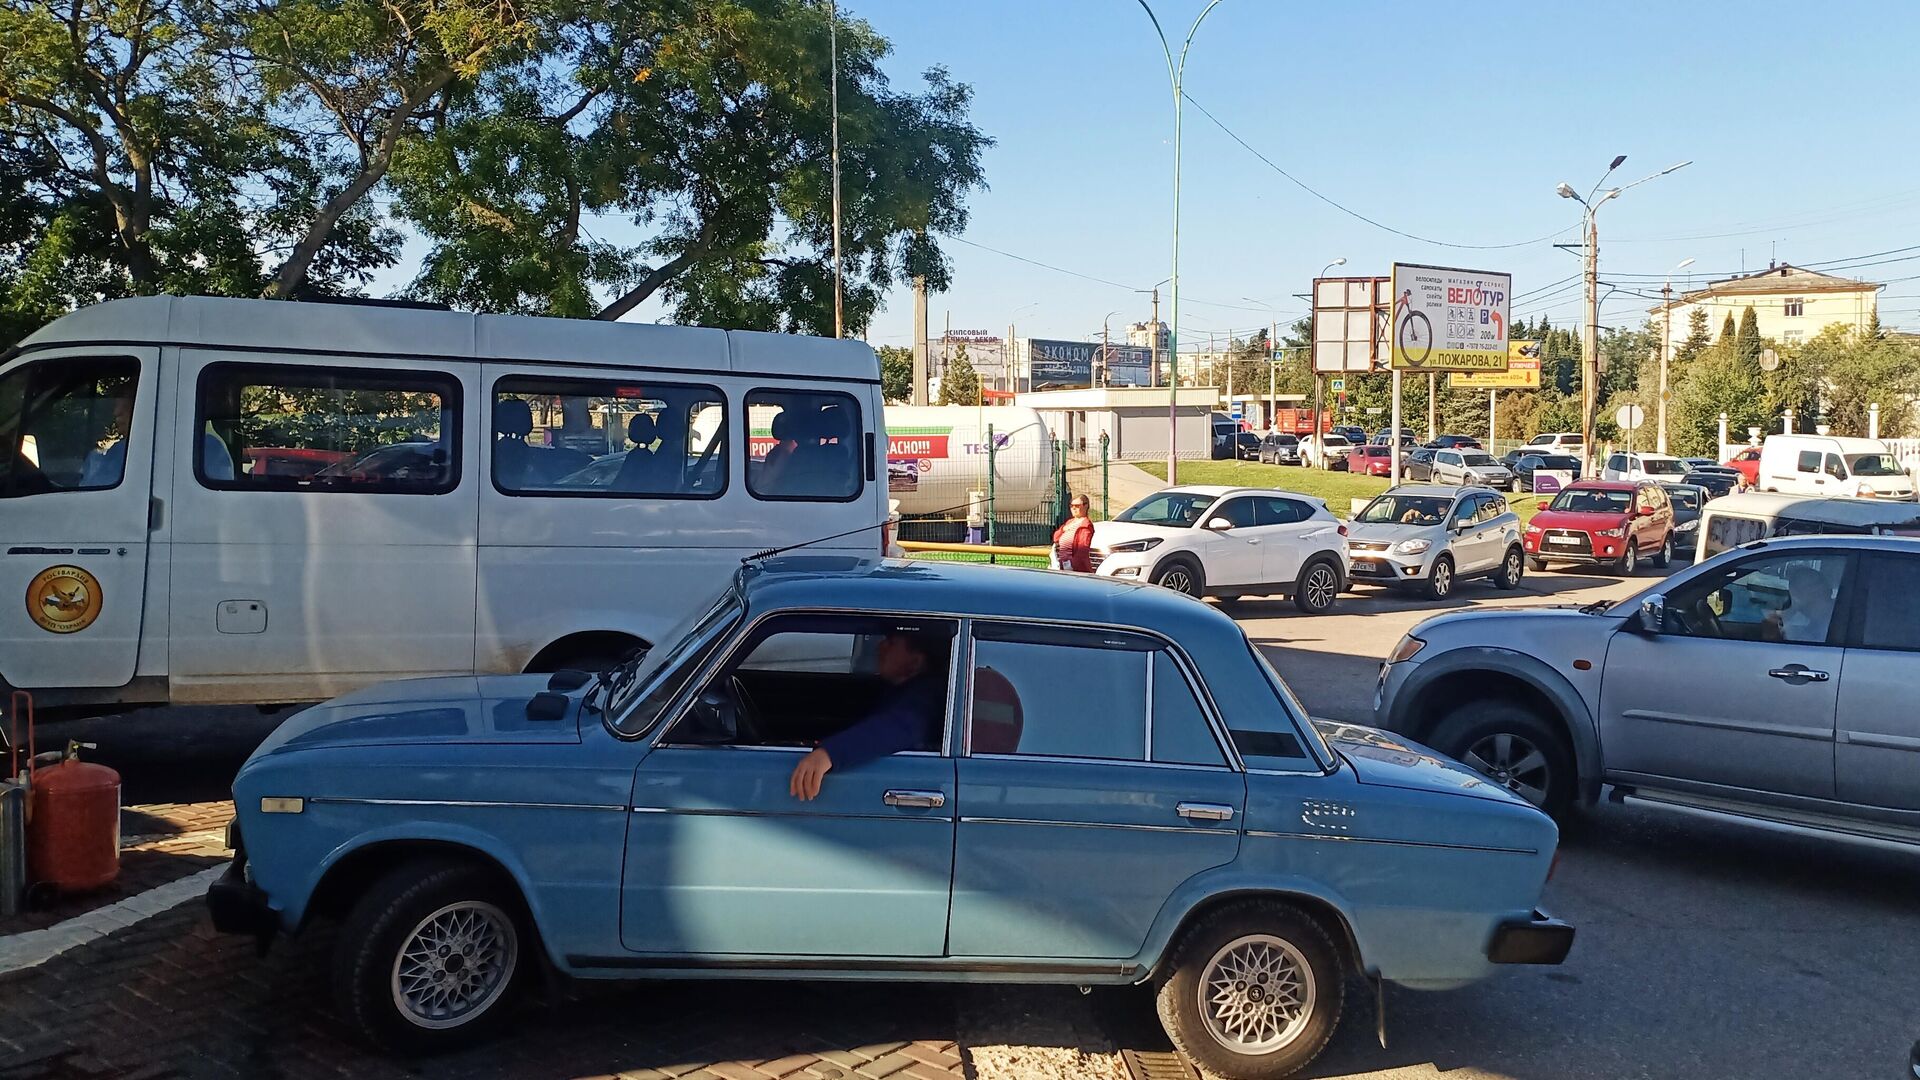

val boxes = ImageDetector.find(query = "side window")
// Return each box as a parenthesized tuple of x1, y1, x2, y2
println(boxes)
(1477, 495, 1505, 523)
(1439, 451, 1460, 466)
(492, 376, 725, 498)
(1824, 453, 1848, 480)
(196, 363, 459, 493)
(747, 389, 863, 501)
(1151, 652, 1226, 767)
(1210, 498, 1258, 529)
(1664, 552, 1848, 645)
(1857, 556, 1920, 651)
(1254, 497, 1308, 525)
(1797, 451, 1821, 474)
(0, 356, 141, 497)
(968, 624, 1149, 761)
(1606, 454, 1626, 472)
(1703, 513, 1768, 557)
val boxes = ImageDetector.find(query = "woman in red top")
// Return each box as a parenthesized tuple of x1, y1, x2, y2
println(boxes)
(1053, 494, 1095, 572)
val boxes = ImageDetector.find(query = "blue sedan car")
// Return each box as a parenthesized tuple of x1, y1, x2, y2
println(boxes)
(208, 557, 1570, 1078)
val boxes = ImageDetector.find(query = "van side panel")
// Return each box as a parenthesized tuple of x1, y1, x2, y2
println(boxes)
(166, 350, 481, 705)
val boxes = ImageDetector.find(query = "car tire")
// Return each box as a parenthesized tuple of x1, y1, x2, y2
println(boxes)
(1527, 555, 1549, 573)
(1618, 544, 1638, 576)
(334, 859, 528, 1053)
(1493, 546, 1525, 590)
(1652, 533, 1673, 568)
(1155, 900, 1344, 1080)
(1152, 557, 1205, 598)
(1430, 701, 1575, 819)
(1424, 555, 1455, 601)
(1292, 558, 1341, 614)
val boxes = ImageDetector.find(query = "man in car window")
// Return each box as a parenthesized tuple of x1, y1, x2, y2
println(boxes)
(1764, 563, 1838, 644)
(790, 631, 945, 801)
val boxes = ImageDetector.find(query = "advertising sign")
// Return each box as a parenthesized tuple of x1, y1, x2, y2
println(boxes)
(1024, 339, 1156, 389)
(1450, 341, 1542, 389)
(1533, 470, 1573, 495)
(1312, 277, 1391, 374)
(1388, 263, 1512, 371)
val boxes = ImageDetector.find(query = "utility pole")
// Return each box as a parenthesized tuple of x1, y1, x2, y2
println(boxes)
(911, 274, 929, 405)
(1426, 372, 1437, 441)
(1659, 282, 1671, 455)
(1150, 287, 1161, 388)
(1581, 209, 1599, 475)
(1100, 321, 1110, 389)
(828, 0, 843, 338)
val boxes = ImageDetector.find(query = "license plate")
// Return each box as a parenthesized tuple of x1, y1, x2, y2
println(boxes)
(1549, 536, 1581, 546)
(1352, 558, 1385, 574)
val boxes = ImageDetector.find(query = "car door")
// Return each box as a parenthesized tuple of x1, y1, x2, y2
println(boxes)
(1432, 451, 1459, 482)
(1446, 494, 1495, 572)
(1599, 549, 1849, 799)
(1193, 496, 1263, 587)
(0, 348, 160, 692)
(1603, 453, 1627, 481)
(621, 614, 959, 956)
(1836, 552, 1920, 810)
(1250, 495, 1327, 586)
(950, 623, 1243, 959)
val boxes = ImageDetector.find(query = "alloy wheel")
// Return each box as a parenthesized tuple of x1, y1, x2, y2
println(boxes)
(1462, 732, 1552, 806)
(1303, 565, 1337, 610)
(1159, 567, 1198, 595)
(1197, 933, 1317, 1055)
(390, 900, 518, 1030)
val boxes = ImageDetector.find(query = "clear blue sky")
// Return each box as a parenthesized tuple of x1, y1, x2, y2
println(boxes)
(845, 0, 1920, 349)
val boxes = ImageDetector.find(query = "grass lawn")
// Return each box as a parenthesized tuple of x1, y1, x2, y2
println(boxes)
(1136, 460, 1547, 524)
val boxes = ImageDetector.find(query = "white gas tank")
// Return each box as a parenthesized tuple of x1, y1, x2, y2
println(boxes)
(882, 405, 1052, 516)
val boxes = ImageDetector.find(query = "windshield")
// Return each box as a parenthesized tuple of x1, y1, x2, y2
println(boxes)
(1640, 458, 1687, 476)
(1117, 490, 1217, 528)
(1848, 453, 1903, 476)
(1461, 452, 1497, 467)
(1539, 455, 1580, 469)
(608, 588, 744, 735)
(1549, 488, 1632, 514)
(1322, 436, 1349, 447)
(1357, 495, 1451, 525)
(1272, 435, 1297, 445)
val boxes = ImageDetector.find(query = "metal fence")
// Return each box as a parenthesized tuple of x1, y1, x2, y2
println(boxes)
(894, 429, 1076, 547)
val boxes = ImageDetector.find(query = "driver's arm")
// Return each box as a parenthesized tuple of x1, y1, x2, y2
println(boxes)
(790, 686, 938, 800)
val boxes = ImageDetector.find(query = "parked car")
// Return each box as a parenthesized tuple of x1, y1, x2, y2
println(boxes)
(1374, 426, 1417, 443)
(1498, 452, 1582, 493)
(1526, 433, 1585, 453)
(1756, 434, 1916, 500)
(1374, 535, 1920, 846)
(1425, 434, 1483, 451)
(1600, 453, 1690, 483)
(1523, 481, 1675, 574)
(1660, 483, 1709, 561)
(1429, 449, 1515, 490)
(1346, 485, 1526, 599)
(1298, 433, 1354, 470)
(1693, 491, 1920, 562)
(210, 557, 1572, 1077)
(1401, 447, 1438, 482)
(1724, 446, 1762, 486)
(1258, 432, 1303, 465)
(1370, 432, 1417, 447)
(1233, 431, 1263, 461)
(1683, 468, 1740, 499)
(1679, 457, 1718, 471)
(1348, 444, 1396, 478)
(1333, 424, 1368, 445)
(1090, 486, 1350, 611)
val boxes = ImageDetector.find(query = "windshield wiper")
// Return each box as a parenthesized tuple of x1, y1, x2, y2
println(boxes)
(1578, 599, 1616, 614)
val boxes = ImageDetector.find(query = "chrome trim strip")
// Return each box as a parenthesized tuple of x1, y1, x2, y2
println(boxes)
(1616, 792, 1920, 854)
(566, 954, 1138, 977)
(1243, 829, 1537, 855)
(633, 805, 952, 824)
(1246, 766, 1335, 779)
(1840, 729, 1920, 752)
(959, 816, 1235, 836)
(308, 797, 626, 812)
(1622, 709, 1832, 742)
(966, 752, 1236, 772)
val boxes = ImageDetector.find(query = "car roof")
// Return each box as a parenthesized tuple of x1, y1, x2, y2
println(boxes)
(1565, 480, 1637, 491)
(1741, 533, 1920, 555)
(1381, 483, 1475, 498)
(1704, 491, 1920, 527)
(738, 556, 1248, 643)
(1153, 485, 1326, 504)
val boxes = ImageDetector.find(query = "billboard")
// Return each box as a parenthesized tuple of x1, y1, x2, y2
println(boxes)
(1312, 277, 1391, 373)
(1388, 263, 1511, 371)
(1024, 338, 1157, 389)
(1450, 341, 1542, 389)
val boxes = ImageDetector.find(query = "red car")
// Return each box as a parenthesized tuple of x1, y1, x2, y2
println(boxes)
(1724, 446, 1761, 486)
(1523, 480, 1676, 574)
(1348, 444, 1395, 477)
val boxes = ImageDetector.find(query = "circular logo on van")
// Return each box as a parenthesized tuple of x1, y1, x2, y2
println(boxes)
(27, 566, 101, 634)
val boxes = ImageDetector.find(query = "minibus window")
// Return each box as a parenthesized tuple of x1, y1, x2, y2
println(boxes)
(195, 363, 460, 494)
(747, 389, 863, 502)
(491, 376, 726, 499)
(1702, 512, 1768, 557)
(0, 356, 140, 498)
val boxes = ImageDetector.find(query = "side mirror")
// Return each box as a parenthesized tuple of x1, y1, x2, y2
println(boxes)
(1638, 506, 1656, 517)
(1639, 595, 1665, 634)
(1205, 517, 1234, 531)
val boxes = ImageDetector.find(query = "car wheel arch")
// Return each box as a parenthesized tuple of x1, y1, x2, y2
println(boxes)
(1388, 648, 1601, 805)
(300, 833, 549, 959)
(1143, 884, 1365, 983)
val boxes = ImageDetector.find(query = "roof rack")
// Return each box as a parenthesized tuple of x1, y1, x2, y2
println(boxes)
(295, 295, 454, 312)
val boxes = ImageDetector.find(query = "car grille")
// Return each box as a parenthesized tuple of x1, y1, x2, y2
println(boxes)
(1087, 551, 1106, 571)
(1541, 529, 1592, 555)
(1348, 541, 1391, 553)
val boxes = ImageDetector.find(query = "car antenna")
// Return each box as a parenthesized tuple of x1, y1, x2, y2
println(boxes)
(741, 496, 1000, 564)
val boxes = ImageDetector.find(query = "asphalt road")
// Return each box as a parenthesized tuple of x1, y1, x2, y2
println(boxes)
(30, 561, 1920, 1080)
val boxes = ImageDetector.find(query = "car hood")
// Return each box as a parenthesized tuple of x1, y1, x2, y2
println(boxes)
(1345, 521, 1436, 544)
(250, 674, 585, 758)
(1317, 721, 1524, 805)
(1410, 604, 1624, 641)
(1092, 520, 1192, 547)
(1529, 508, 1630, 530)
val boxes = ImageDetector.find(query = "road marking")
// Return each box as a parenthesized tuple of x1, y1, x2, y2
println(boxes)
(0, 863, 228, 977)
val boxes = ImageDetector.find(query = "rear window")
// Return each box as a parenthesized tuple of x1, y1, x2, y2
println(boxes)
(747, 389, 864, 501)
(492, 375, 725, 498)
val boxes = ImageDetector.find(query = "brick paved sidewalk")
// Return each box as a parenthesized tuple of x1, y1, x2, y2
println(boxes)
(1, 803, 233, 937)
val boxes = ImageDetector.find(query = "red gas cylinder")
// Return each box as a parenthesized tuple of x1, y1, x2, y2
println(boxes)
(26, 752, 121, 892)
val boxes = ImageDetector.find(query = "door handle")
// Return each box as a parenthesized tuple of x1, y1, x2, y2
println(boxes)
(883, 789, 946, 809)
(1177, 802, 1235, 822)
(1768, 666, 1830, 683)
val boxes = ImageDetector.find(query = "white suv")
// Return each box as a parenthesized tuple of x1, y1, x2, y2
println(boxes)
(1528, 433, 1585, 452)
(1601, 452, 1690, 483)
(1085, 485, 1350, 612)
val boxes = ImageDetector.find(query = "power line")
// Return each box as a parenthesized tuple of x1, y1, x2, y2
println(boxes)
(947, 235, 1140, 291)
(1182, 92, 1574, 251)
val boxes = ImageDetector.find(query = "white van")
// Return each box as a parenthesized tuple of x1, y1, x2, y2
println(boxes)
(1757, 434, 1916, 500)
(0, 295, 891, 711)
(1695, 491, 1920, 561)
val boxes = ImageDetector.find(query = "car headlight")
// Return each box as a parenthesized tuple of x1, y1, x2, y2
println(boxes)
(1597, 527, 1625, 538)
(1111, 566, 1141, 577)
(1105, 538, 1163, 554)
(1676, 520, 1698, 531)
(1525, 524, 1542, 534)
(1387, 634, 1427, 664)
(1394, 538, 1432, 554)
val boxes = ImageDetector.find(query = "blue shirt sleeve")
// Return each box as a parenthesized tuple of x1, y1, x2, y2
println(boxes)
(820, 677, 942, 769)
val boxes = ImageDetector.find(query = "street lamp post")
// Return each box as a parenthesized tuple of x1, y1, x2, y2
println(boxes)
(1101, 310, 1122, 388)
(1658, 256, 1695, 454)
(1312, 258, 1344, 469)
(1555, 158, 1691, 475)
(1133, 0, 1227, 485)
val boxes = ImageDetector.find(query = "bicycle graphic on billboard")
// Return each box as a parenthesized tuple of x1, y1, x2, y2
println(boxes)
(1395, 289, 1434, 367)
(1388, 263, 1512, 372)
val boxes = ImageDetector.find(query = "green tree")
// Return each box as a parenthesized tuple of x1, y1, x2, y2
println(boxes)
(938, 345, 980, 406)
(1734, 304, 1762, 364)
(1720, 311, 1736, 343)
(1674, 306, 1713, 366)
(1797, 324, 1920, 437)
(1669, 341, 1765, 457)
(877, 344, 912, 403)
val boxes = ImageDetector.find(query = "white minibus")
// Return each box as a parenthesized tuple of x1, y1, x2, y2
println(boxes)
(1695, 491, 1920, 561)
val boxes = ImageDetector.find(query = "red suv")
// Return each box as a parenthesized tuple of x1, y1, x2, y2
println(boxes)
(1348, 444, 1395, 477)
(1523, 480, 1675, 574)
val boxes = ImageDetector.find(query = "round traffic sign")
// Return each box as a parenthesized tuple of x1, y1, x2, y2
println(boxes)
(1615, 404, 1646, 431)
(1759, 347, 1781, 372)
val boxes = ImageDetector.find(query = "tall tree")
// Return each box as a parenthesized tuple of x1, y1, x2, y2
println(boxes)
(937, 345, 979, 406)
(1674, 305, 1713, 366)
(1734, 304, 1762, 364)
(877, 344, 911, 403)
(1720, 311, 1736, 343)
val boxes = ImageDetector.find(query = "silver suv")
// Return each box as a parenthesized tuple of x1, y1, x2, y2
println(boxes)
(1345, 485, 1525, 599)
(1429, 449, 1515, 490)
(1375, 535, 1920, 847)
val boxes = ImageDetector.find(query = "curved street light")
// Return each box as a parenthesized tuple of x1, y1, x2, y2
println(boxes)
(1133, 0, 1228, 483)
(1319, 256, 1347, 280)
